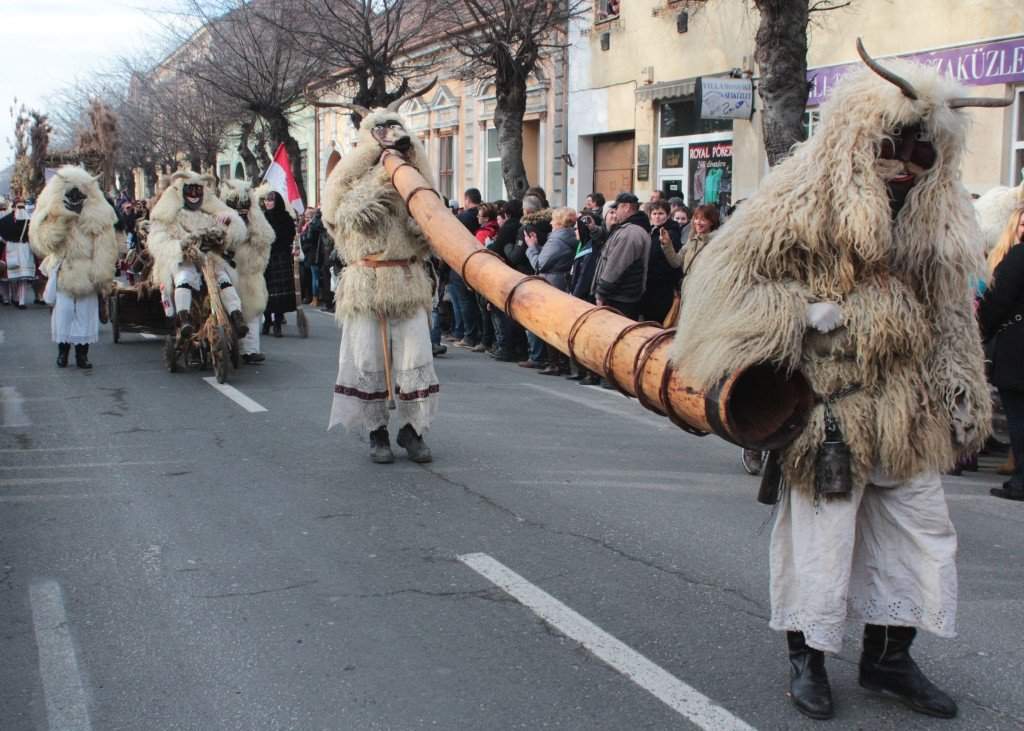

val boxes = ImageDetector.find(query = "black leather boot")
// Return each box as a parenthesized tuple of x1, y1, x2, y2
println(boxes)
(369, 427, 394, 464)
(787, 631, 834, 719)
(74, 344, 92, 369)
(397, 424, 433, 463)
(56, 343, 70, 368)
(229, 310, 249, 338)
(859, 624, 957, 718)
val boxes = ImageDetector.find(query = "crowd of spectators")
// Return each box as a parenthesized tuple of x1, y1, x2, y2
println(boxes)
(428, 185, 723, 387)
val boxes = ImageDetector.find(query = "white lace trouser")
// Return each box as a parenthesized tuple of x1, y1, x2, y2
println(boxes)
(329, 312, 439, 435)
(769, 470, 957, 653)
(172, 262, 241, 315)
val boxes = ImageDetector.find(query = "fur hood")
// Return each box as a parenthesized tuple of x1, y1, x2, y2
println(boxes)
(520, 208, 552, 227)
(221, 180, 274, 320)
(29, 165, 117, 297)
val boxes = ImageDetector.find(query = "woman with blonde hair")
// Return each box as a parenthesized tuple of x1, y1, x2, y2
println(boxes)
(979, 205, 1024, 501)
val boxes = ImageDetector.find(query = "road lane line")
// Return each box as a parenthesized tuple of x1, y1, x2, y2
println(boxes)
(29, 580, 93, 731)
(0, 386, 31, 427)
(139, 333, 159, 340)
(0, 460, 179, 471)
(202, 378, 268, 413)
(458, 553, 755, 731)
(0, 477, 94, 487)
(521, 383, 671, 432)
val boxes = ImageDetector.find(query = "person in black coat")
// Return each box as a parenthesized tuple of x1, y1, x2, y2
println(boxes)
(979, 206, 1024, 501)
(261, 191, 297, 337)
(486, 199, 523, 360)
(639, 200, 683, 323)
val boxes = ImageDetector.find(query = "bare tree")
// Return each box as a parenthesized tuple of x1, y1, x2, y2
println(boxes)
(265, 0, 440, 127)
(170, 0, 330, 203)
(438, 0, 585, 200)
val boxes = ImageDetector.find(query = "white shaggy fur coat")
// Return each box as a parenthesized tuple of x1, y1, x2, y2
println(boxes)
(29, 166, 118, 297)
(321, 110, 435, 321)
(672, 63, 992, 496)
(220, 180, 274, 320)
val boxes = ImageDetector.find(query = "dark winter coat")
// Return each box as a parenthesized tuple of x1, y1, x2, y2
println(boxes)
(592, 211, 651, 303)
(571, 226, 607, 301)
(263, 198, 297, 314)
(301, 212, 326, 267)
(980, 242, 1024, 390)
(458, 206, 480, 235)
(488, 216, 521, 263)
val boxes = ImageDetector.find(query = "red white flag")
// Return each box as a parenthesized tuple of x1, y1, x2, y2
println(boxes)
(263, 143, 305, 215)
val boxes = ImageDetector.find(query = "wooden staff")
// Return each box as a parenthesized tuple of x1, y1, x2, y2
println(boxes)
(378, 317, 397, 410)
(382, 153, 812, 449)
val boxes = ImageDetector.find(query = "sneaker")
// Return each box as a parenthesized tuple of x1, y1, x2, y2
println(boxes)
(491, 350, 517, 362)
(471, 343, 487, 353)
(990, 482, 1024, 501)
(432, 344, 448, 357)
(538, 366, 562, 376)
(455, 339, 478, 349)
(518, 359, 543, 369)
(442, 334, 459, 343)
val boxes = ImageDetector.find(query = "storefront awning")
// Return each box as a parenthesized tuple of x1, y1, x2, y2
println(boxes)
(635, 79, 696, 102)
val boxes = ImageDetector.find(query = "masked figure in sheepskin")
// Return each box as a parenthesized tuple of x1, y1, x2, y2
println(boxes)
(29, 166, 118, 369)
(672, 42, 1009, 721)
(321, 86, 439, 464)
(147, 171, 248, 351)
(220, 179, 274, 364)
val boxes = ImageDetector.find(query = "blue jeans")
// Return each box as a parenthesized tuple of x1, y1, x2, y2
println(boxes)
(490, 310, 508, 352)
(309, 266, 320, 298)
(526, 330, 545, 362)
(448, 273, 480, 344)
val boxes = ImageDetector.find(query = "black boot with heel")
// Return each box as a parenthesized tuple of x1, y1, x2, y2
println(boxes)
(787, 631, 834, 719)
(859, 624, 957, 718)
(56, 343, 70, 368)
(74, 344, 92, 369)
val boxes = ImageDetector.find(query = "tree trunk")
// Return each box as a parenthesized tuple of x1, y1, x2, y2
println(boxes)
(237, 120, 261, 183)
(254, 131, 272, 175)
(753, 0, 810, 167)
(493, 73, 530, 201)
(265, 111, 308, 205)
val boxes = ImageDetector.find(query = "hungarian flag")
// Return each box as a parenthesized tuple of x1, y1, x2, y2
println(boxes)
(263, 143, 305, 215)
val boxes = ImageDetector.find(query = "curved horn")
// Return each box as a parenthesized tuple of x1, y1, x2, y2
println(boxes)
(387, 77, 439, 112)
(856, 38, 918, 100)
(948, 93, 1014, 109)
(349, 104, 372, 119)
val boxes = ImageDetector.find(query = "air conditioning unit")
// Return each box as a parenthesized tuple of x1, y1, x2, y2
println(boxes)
(600, 32, 611, 51)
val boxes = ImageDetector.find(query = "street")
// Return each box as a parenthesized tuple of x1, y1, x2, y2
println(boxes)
(2, 305, 1023, 731)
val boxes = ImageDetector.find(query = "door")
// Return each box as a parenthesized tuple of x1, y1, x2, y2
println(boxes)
(594, 133, 635, 198)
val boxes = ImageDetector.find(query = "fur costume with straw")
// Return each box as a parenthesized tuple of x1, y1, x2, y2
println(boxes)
(672, 43, 1010, 718)
(321, 85, 440, 456)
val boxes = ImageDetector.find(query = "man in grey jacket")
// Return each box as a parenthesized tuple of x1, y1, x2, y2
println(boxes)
(591, 192, 651, 319)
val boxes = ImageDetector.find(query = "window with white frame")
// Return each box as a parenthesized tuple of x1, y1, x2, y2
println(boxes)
(802, 110, 821, 140)
(1012, 87, 1024, 186)
(485, 127, 505, 202)
(438, 135, 455, 200)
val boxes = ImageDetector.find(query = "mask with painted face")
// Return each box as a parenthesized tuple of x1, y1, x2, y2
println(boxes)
(877, 122, 936, 218)
(371, 120, 413, 154)
(183, 183, 204, 211)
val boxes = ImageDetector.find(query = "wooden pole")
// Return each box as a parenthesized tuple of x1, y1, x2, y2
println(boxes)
(381, 153, 812, 448)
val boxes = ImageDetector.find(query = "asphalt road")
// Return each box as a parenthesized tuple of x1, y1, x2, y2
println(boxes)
(2, 303, 1023, 731)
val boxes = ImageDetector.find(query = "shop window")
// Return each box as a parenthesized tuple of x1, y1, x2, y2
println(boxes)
(1013, 88, 1024, 186)
(486, 127, 506, 202)
(660, 98, 732, 138)
(234, 162, 244, 179)
(803, 110, 821, 139)
(299, 149, 309, 190)
(218, 164, 230, 181)
(438, 135, 456, 201)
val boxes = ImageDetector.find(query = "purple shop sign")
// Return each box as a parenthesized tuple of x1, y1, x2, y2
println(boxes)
(807, 35, 1024, 106)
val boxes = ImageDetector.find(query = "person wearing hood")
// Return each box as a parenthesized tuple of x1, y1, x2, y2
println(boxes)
(261, 191, 298, 338)
(591, 192, 651, 320)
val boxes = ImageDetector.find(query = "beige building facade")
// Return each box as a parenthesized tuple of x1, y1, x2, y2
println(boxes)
(566, 0, 1024, 209)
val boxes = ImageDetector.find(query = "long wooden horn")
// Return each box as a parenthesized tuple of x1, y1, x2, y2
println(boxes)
(387, 77, 438, 112)
(856, 38, 918, 100)
(380, 152, 813, 450)
(948, 93, 1014, 109)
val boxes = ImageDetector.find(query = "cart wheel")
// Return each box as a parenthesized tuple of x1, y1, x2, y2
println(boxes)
(110, 295, 120, 343)
(297, 308, 309, 338)
(163, 335, 179, 372)
(741, 449, 765, 476)
(229, 330, 240, 370)
(212, 325, 230, 384)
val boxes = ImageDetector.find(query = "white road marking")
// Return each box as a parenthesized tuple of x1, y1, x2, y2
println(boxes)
(0, 386, 31, 427)
(459, 553, 755, 731)
(0, 460, 179, 472)
(0, 492, 126, 502)
(521, 383, 671, 432)
(202, 378, 268, 413)
(30, 580, 93, 731)
(0, 477, 94, 487)
(0, 447, 95, 453)
(139, 333, 159, 340)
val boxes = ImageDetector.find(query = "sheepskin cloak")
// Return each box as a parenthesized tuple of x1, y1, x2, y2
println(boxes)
(321, 110, 436, 322)
(220, 180, 274, 321)
(29, 166, 118, 298)
(672, 63, 992, 497)
(147, 171, 246, 301)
